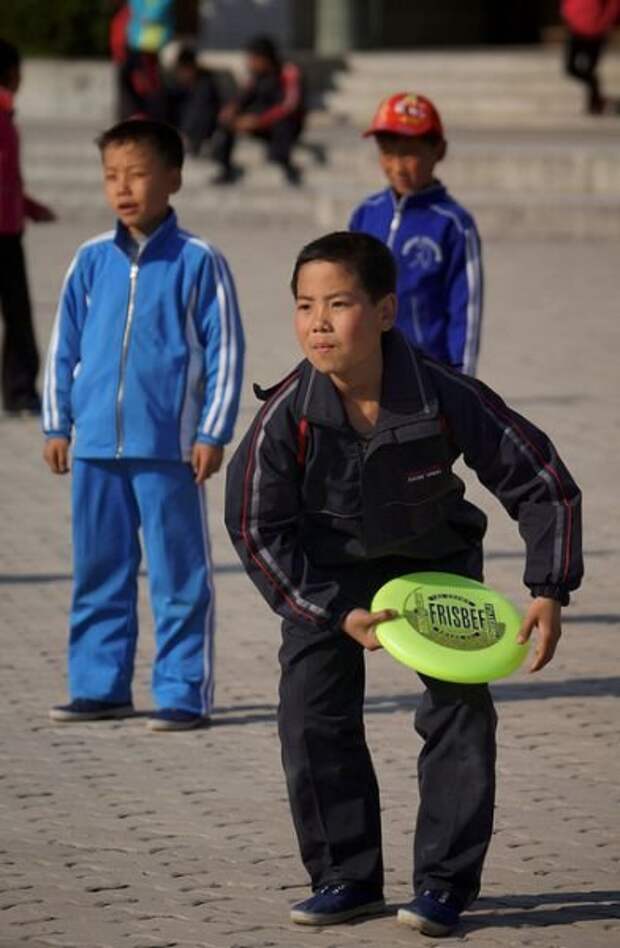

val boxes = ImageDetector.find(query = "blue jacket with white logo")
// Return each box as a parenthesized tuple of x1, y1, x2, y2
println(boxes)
(349, 182, 483, 375)
(43, 210, 245, 460)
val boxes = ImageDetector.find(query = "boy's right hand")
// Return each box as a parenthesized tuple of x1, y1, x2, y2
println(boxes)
(43, 437, 70, 474)
(342, 608, 397, 650)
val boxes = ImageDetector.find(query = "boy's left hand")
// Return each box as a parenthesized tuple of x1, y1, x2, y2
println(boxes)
(191, 443, 224, 483)
(25, 197, 56, 223)
(517, 597, 562, 673)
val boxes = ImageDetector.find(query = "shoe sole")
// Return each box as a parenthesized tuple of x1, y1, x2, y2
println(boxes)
(397, 908, 455, 937)
(290, 899, 385, 926)
(48, 705, 134, 722)
(146, 718, 206, 732)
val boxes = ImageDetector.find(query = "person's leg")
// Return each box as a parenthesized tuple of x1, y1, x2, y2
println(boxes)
(413, 674, 497, 903)
(278, 623, 383, 891)
(0, 234, 40, 411)
(68, 460, 141, 703)
(265, 116, 303, 183)
(210, 123, 238, 180)
(132, 461, 214, 716)
(564, 33, 605, 113)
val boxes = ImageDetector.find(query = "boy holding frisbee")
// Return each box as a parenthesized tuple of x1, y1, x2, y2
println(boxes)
(350, 92, 482, 375)
(225, 232, 582, 935)
(43, 119, 244, 731)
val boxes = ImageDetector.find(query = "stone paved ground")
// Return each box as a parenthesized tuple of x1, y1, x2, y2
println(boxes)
(1, 198, 619, 948)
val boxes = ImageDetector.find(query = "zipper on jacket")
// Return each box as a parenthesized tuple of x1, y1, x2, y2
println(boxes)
(387, 195, 406, 250)
(115, 257, 140, 458)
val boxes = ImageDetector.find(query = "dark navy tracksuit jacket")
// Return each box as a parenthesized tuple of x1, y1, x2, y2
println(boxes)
(350, 182, 483, 375)
(225, 329, 582, 894)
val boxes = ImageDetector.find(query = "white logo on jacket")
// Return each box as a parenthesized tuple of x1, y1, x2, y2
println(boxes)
(402, 235, 443, 270)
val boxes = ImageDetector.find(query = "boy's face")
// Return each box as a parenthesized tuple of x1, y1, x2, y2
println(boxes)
(376, 134, 445, 197)
(294, 261, 395, 381)
(101, 141, 181, 236)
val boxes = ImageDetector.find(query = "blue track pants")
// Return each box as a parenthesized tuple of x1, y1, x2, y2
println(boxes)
(68, 459, 215, 714)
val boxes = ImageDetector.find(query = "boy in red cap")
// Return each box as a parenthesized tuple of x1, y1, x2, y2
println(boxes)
(350, 92, 483, 375)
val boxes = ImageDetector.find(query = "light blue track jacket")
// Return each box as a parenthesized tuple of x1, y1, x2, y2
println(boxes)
(349, 182, 483, 375)
(43, 210, 245, 460)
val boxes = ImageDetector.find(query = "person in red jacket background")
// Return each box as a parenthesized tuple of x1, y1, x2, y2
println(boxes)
(211, 35, 306, 186)
(0, 39, 55, 415)
(562, 0, 620, 113)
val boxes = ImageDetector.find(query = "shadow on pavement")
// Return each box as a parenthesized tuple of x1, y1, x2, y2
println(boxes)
(464, 889, 620, 932)
(213, 676, 620, 725)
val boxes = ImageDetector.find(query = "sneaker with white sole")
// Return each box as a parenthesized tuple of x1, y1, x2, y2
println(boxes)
(290, 882, 385, 925)
(397, 888, 465, 936)
(49, 699, 134, 722)
(146, 709, 207, 732)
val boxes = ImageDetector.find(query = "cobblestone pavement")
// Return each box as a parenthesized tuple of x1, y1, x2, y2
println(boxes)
(1, 204, 619, 948)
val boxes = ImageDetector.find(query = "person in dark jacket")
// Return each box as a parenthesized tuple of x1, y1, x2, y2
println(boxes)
(211, 35, 305, 186)
(167, 47, 220, 157)
(225, 231, 583, 936)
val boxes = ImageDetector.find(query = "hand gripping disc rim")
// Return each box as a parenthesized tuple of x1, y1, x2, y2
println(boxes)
(371, 572, 528, 684)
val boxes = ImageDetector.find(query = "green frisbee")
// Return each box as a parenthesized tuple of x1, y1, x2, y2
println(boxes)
(371, 572, 528, 684)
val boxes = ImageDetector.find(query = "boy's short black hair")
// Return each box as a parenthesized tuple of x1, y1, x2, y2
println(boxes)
(0, 38, 20, 85)
(245, 35, 280, 65)
(291, 231, 397, 302)
(96, 119, 184, 169)
(176, 45, 197, 69)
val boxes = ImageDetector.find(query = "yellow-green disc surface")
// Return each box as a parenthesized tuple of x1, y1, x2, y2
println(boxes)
(372, 572, 528, 684)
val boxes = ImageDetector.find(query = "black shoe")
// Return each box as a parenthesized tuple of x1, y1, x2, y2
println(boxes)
(146, 709, 207, 732)
(290, 882, 385, 926)
(49, 699, 134, 722)
(301, 140, 328, 165)
(282, 163, 303, 187)
(210, 165, 243, 186)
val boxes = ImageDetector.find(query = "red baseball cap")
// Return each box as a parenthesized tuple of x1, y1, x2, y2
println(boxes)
(363, 92, 444, 140)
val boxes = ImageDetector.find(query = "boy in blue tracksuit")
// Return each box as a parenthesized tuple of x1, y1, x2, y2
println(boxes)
(43, 119, 244, 731)
(349, 92, 483, 375)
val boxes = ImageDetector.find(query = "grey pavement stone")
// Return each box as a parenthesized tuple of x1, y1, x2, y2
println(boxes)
(0, 203, 619, 948)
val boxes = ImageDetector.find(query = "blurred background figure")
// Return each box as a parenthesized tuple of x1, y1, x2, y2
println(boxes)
(211, 35, 305, 186)
(166, 46, 220, 157)
(0, 38, 55, 417)
(116, 0, 174, 119)
(562, 0, 620, 113)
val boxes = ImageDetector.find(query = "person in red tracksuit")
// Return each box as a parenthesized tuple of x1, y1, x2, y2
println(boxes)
(0, 39, 55, 415)
(562, 0, 620, 113)
(211, 35, 306, 186)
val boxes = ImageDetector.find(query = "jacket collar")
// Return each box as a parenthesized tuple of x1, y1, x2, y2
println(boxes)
(300, 330, 437, 432)
(114, 206, 178, 259)
(389, 180, 446, 210)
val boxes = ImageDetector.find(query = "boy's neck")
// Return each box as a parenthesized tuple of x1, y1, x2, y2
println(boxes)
(392, 178, 439, 201)
(127, 208, 170, 241)
(329, 350, 383, 432)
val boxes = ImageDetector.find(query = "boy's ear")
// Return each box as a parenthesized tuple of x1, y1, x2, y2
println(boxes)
(169, 167, 182, 194)
(379, 293, 397, 332)
(436, 140, 447, 163)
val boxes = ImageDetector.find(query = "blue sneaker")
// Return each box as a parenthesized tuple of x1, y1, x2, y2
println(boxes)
(49, 699, 134, 722)
(397, 889, 465, 936)
(146, 709, 207, 732)
(290, 882, 385, 925)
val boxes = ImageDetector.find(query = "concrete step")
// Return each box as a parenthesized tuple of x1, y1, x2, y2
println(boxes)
(22, 122, 620, 198)
(21, 121, 620, 239)
(345, 49, 620, 80)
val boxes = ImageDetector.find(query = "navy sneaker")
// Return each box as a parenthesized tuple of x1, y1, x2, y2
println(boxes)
(49, 699, 134, 722)
(398, 889, 465, 936)
(146, 709, 207, 732)
(290, 882, 385, 926)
